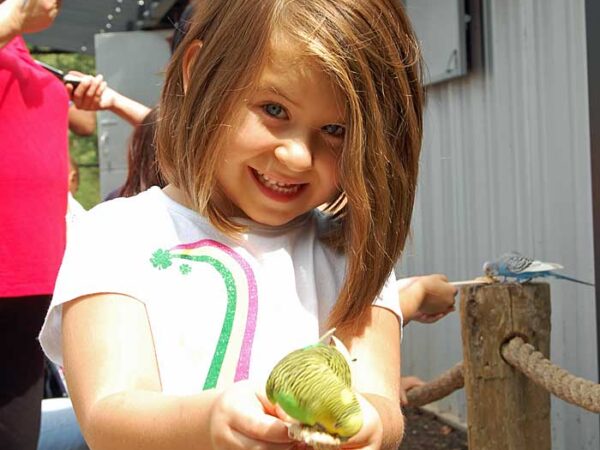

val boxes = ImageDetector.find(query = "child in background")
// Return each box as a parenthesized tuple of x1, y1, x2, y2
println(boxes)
(66, 156, 85, 219)
(397, 274, 458, 405)
(39, 1, 423, 449)
(105, 108, 167, 200)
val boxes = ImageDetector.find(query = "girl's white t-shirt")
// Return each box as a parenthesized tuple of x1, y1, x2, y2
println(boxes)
(39, 187, 401, 394)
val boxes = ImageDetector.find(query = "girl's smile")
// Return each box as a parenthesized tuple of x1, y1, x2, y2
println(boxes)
(250, 168, 307, 200)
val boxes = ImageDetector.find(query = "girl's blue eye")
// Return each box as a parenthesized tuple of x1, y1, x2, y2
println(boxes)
(263, 103, 287, 119)
(322, 124, 345, 137)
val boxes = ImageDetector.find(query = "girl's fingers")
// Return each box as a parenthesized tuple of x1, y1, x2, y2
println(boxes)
(230, 409, 292, 443)
(215, 383, 293, 445)
(223, 427, 296, 450)
(340, 395, 382, 449)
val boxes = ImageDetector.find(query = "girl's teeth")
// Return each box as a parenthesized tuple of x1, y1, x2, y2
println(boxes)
(256, 171, 300, 194)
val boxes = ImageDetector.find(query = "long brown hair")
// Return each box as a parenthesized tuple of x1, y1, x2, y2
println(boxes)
(120, 108, 166, 197)
(156, 0, 423, 330)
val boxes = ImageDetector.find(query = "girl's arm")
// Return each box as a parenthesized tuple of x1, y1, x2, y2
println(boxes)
(62, 294, 290, 450)
(337, 306, 404, 450)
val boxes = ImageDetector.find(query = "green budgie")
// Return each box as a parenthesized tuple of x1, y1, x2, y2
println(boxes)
(265, 332, 363, 442)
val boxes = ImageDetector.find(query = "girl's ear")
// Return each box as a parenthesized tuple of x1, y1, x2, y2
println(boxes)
(182, 39, 203, 94)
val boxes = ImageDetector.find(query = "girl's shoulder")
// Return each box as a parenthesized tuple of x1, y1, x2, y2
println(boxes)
(87, 186, 164, 218)
(70, 187, 218, 258)
(83, 186, 206, 231)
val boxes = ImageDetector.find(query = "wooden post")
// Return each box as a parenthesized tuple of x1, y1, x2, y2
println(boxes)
(460, 283, 551, 450)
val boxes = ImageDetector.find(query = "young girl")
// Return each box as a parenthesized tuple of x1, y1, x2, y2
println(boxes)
(39, 0, 423, 449)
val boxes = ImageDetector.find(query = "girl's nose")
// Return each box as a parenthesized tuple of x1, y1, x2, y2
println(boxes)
(274, 139, 313, 172)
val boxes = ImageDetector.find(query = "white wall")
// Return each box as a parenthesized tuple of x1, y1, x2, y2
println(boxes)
(95, 30, 171, 198)
(398, 0, 599, 448)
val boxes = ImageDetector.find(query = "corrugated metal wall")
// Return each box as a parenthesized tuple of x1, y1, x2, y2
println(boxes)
(397, 0, 599, 448)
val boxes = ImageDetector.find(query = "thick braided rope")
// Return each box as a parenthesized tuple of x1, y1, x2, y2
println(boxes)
(501, 337, 600, 413)
(406, 362, 464, 407)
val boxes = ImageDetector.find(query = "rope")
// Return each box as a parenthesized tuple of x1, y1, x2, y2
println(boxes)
(501, 337, 600, 413)
(403, 338, 600, 412)
(405, 362, 464, 407)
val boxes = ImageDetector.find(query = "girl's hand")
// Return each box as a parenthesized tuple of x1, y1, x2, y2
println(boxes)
(209, 381, 295, 450)
(67, 71, 116, 111)
(338, 394, 383, 450)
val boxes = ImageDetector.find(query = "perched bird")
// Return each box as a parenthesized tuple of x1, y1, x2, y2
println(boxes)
(265, 335, 363, 442)
(483, 251, 594, 286)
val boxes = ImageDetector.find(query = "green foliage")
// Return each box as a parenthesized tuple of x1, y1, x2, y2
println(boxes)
(33, 52, 96, 75)
(32, 52, 100, 210)
(69, 133, 100, 210)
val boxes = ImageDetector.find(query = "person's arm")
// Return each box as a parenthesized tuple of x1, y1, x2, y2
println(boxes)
(67, 72, 151, 127)
(398, 274, 457, 325)
(103, 88, 152, 126)
(0, 0, 21, 48)
(337, 306, 404, 450)
(63, 294, 217, 450)
(68, 104, 96, 136)
(0, 0, 59, 49)
(62, 294, 291, 450)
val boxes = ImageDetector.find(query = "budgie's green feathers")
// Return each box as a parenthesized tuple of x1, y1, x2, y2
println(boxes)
(266, 343, 363, 439)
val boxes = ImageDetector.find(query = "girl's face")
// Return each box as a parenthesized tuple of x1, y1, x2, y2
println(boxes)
(214, 47, 346, 226)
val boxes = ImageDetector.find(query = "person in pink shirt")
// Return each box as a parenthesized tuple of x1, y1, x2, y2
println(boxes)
(0, 1, 67, 449)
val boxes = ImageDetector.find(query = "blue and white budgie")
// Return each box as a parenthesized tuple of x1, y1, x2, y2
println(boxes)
(483, 251, 594, 286)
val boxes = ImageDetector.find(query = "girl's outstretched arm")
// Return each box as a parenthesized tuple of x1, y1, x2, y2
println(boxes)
(62, 294, 291, 450)
(337, 306, 404, 450)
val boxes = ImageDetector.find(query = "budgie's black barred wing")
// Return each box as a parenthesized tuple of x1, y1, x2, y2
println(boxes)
(501, 252, 533, 273)
(312, 345, 352, 388)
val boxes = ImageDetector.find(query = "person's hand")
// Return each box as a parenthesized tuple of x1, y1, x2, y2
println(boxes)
(413, 274, 457, 320)
(336, 394, 383, 450)
(209, 380, 295, 450)
(399, 275, 457, 324)
(1, 0, 60, 35)
(399, 376, 425, 406)
(67, 71, 117, 111)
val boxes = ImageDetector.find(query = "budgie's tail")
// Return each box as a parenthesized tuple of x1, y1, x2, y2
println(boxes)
(551, 273, 595, 287)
